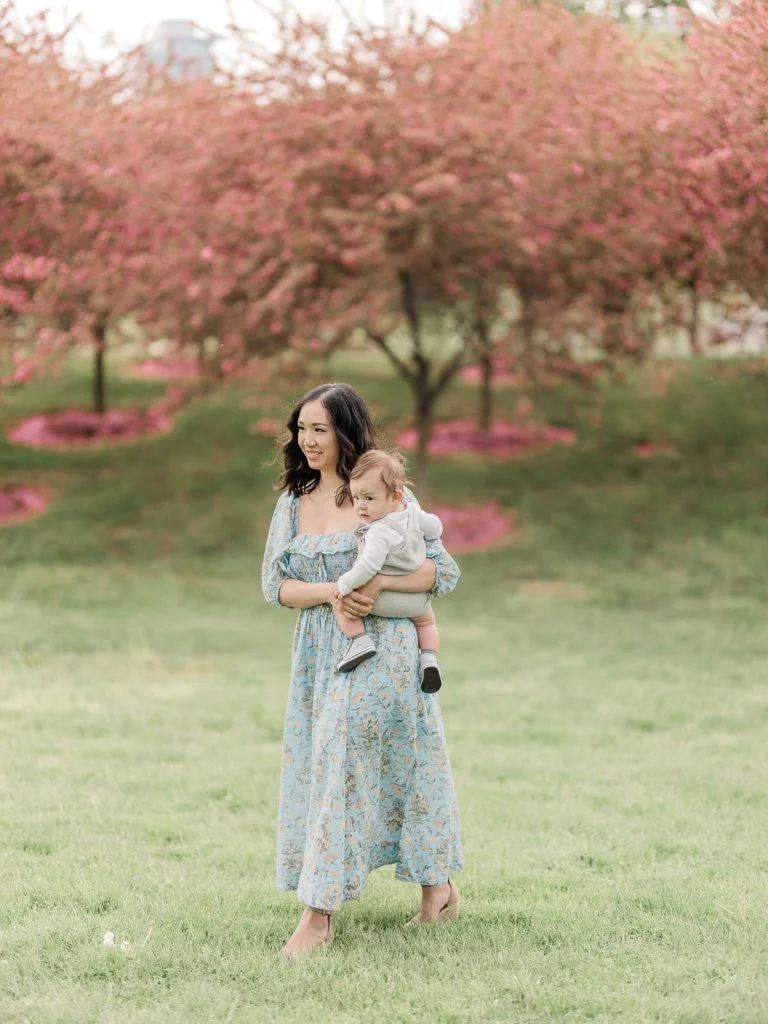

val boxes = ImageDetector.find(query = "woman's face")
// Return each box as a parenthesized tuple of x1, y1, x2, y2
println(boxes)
(297, 399, 340, 476)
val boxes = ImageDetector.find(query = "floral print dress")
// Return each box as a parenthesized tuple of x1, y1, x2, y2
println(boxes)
(262, 489, 463, 912)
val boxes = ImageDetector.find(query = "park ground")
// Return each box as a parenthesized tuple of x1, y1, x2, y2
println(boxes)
(2, 355, 768, 1023)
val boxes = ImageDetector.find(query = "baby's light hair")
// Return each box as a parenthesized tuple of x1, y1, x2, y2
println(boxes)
(350, 449, 408, 496)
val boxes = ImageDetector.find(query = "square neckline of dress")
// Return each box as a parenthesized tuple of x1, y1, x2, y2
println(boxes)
(291, 492, 356, 539)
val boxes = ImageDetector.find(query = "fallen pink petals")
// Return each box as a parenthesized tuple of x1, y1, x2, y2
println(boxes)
(6, 408, 172, 449)
(0, 485, 50, 526)
(430, 501, 516, 554)
(396, 418, 577, 460)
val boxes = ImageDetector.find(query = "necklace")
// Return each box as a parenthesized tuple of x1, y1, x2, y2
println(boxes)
(311, 483, 341, 501)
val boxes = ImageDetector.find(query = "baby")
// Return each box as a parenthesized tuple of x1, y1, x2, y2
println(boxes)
(331, 448, 444, 693)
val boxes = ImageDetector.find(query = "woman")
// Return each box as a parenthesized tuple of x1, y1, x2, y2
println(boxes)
(262, 382, 462, 958)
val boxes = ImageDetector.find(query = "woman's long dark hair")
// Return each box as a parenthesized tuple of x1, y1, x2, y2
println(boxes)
(278, 383, 379, 506)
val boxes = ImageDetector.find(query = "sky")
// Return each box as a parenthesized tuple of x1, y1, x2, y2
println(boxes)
(9, 0, 719, 67)
(12, 0, 472, 57)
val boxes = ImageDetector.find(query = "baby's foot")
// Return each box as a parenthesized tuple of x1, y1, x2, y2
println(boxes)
(420, 651, 442, 693)
(337, 634, 377, 673)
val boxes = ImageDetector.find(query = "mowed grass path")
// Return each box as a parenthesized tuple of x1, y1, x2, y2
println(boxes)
(2, 359, 768, 1023)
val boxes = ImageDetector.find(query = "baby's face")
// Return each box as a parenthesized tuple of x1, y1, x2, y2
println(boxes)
(350, 470, 400, 524)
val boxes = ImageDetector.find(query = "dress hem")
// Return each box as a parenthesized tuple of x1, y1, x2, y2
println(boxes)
(277, 856, 464, 910)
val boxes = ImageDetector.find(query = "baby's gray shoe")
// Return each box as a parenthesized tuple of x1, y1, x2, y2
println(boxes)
(337, 634, 377, 673)
(420, 651, 442, 693)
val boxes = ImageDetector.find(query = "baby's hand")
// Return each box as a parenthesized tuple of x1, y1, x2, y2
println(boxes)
(330, 586, 342, 601)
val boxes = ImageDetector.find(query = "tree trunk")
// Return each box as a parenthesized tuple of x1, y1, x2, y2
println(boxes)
(93, 321, 107, 414)
(412, 375, 433, 498)
(519, 304, 538, 387)
(471, 292, 494, 433)
(197, 335, 206, 377)
(478, 349, 493, 433)
(690, 289, 702, 356)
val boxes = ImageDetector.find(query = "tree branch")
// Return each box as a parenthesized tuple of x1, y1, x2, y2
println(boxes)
(368, 331, 415, 382)
(428, 343, 467, 403)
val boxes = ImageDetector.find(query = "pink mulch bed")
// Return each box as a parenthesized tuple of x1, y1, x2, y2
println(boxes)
(0, 485, 50, 526)
(396, 418, 577, 460)
(430, 501, 515, 554)
(132, 359, 199, 380)
(6, 408, 172, 449)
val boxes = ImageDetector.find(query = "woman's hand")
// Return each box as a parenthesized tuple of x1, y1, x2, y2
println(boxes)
(336, 586, 376, 619)
(337, 577, 383, 619)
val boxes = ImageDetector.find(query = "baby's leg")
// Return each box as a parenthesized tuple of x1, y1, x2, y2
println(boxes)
(411, 609, 439, 653)
(332, 605, 365, 639)
(411, 610, 441, 693)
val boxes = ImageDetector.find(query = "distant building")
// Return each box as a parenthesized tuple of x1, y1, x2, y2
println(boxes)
(144, 20, 216, 80)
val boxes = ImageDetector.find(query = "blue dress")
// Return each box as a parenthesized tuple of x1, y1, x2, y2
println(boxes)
(262, 489, 463, 912)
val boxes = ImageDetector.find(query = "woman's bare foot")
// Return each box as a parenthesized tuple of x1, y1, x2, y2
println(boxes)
(280, 906, 334, 960)
(404, 879, 460, 927)
(418, 880, 452, 921)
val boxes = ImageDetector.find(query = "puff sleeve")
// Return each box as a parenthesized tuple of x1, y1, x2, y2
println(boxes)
(261, 491, 296, 608)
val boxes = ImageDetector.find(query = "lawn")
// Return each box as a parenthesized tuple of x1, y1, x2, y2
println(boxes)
(2, 357, 768, 1023)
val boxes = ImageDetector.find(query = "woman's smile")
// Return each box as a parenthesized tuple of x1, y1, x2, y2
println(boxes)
(304, 448, 328, 468)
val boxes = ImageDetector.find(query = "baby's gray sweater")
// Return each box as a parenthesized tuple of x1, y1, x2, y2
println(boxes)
(336, 502, 443, 596)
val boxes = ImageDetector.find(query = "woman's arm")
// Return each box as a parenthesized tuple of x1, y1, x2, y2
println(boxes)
(423, 538, 460, 598)
(262, 493, 294, 608)
(379, 560, 437, 593)
(278, 580, 335, 610)
(348, 561, 437, 608)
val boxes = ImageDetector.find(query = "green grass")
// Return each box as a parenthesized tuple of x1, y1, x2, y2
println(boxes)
(2, 356, 768, 1023)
